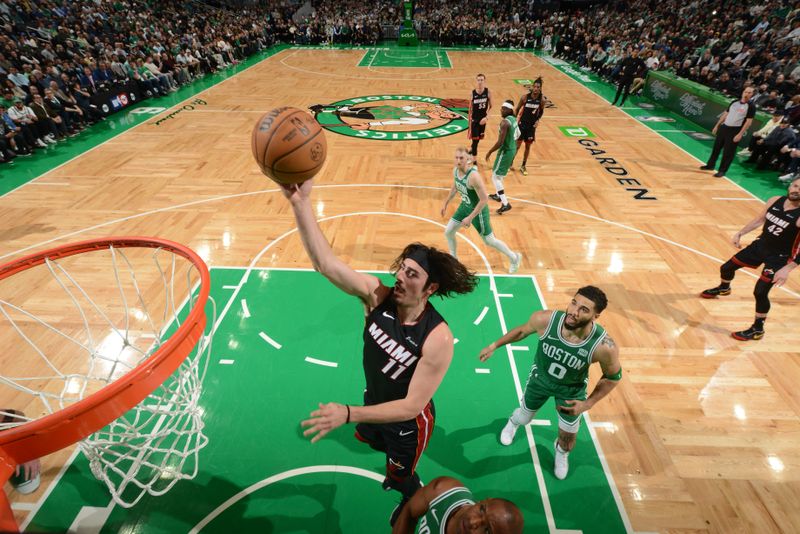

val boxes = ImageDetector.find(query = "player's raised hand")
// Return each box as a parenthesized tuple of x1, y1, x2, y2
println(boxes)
(279, 178, 313, 203)
(301, 402, 347, 443)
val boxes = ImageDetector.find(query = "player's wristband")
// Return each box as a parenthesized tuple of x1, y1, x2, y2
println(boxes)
(345, 405, 350, 424)
(603, 368, 623, 381)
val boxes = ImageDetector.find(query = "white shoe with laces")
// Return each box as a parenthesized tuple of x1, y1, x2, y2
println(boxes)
(554, 440, 569, 480)
(509, 252, 522, 274)
(500, 419, 518, 446)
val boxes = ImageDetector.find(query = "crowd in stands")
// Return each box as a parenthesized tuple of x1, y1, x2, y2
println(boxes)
(5, 0, 800, 181)
(0, 0, 298, 165)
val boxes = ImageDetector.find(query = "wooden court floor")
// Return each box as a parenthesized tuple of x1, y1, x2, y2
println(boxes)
(1, 48, 799, 533)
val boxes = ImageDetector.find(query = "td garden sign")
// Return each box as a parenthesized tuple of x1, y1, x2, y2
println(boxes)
(311, 95, 469, 141)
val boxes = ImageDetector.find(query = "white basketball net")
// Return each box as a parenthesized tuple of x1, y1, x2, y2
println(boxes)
(0, 244, 215, 508)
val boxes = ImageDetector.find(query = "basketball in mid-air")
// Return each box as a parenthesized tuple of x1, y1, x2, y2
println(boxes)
(251, 107, 327, 184)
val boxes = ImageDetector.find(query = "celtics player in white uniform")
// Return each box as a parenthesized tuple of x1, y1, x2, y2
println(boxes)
(441, 147, 522, 273)
(484, 99, 520, 215)
(391, 476, 523, 534)
(479, 286, 622, 479)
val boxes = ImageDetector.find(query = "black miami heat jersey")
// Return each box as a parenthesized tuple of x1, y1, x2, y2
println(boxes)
(362, 292, 446, 405)
(760, 196, 800, 254)
(471, 88, 490, 122)
(519, 93, 544, 127)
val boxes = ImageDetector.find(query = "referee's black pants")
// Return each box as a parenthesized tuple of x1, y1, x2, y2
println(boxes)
(611, 77, 633, 106)
(707, 124, 741, 174)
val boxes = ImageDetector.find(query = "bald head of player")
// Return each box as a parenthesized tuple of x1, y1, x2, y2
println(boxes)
(445, 497, 524, 534)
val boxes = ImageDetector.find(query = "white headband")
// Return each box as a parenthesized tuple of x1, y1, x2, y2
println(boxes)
(502, 102, 514, 110)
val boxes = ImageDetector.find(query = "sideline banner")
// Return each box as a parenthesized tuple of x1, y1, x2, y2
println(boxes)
(644, 71, 770, 143)
(90, 81, 142, 117)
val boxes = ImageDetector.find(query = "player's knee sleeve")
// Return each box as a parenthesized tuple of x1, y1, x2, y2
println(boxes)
(720, 259, 739, 281)
(492, 174, 504, 192)
(482, 234, 498, 247)
(511, 406, 535, 426)
(754, 279, 773, 314)
(444, 219, 459, 236)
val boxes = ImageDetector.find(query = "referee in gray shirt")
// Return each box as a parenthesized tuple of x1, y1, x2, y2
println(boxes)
(701, 86, 756, 177)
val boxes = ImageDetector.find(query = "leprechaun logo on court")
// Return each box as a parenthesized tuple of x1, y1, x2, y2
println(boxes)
(310, 95, 469, 141)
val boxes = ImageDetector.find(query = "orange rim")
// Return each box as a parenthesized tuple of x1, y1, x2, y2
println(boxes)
(0, 237, 210, 488)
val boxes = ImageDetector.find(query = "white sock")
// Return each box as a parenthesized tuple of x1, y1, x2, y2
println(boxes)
(444, 219, 459, 258)
(491, 174, 504, 194)
(499, 193, 509, 205)
(483, 234, 515, 259)
(510, 406, 535, 426)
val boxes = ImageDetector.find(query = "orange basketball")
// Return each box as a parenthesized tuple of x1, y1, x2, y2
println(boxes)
(251, 107, 327, 184)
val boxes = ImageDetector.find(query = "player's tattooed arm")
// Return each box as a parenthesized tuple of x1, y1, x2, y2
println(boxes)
(600, 335, 616, 350)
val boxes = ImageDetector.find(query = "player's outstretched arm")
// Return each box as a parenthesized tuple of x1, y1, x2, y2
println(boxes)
(280, 179, 386, 308)
(392, 477, 463, 534)
(479, 310, 552, 361)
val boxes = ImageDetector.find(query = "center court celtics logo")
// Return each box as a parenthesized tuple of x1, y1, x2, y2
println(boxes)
(309, 95, 469, 141)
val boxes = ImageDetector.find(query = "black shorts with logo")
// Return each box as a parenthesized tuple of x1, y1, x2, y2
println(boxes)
(469, 119, 487, 140)
(519, 122, 537, 142)
(354, 395, 435, 483)
(732, 239, 791, 282)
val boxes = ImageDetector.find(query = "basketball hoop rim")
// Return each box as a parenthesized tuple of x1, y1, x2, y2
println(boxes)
(0, 237, 210, 475)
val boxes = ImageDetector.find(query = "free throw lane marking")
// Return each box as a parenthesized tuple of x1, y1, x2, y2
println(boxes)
(259, 331, 282, 350)
(305, 356, 338, 368)
(473, 306, 489, 325)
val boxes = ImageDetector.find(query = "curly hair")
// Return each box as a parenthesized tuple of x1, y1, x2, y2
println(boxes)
(391, 243, 478, 298)
(576, 285, 608, 314)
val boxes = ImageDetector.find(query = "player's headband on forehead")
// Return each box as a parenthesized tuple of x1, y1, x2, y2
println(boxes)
(405, 248, 431, 276)
(502, 102, 514, 110)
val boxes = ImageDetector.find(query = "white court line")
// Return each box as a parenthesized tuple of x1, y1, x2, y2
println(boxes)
(475, 368, 491, 374)
(305, 356, 338, 368)
(712, 197, 761, 201)
(509, 345, 530, 351)
(10, 502, 36, 511)
(19, 447, 82, 531)
(190, 465, 384, 533)
(279, 48, 532, 81)
(258, 331, 282, 350)
(490, 277, 560, 532)
(222, 285, 238, 289)
(530, 275, 636, 534)
(497, 293, 514, 298)
(454, 338, 459, 344)
(219, 359, 235, 365)
(2, 183, 797, 299)
(241, 299, 251, 318)
(473, 306, 489, 325)
(591, 421, 617, 431)
(529, 420, 552, 426)
(357, 48, 370, 66)
(537, 54, 763, 202)
(28, 182, 70, 186)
